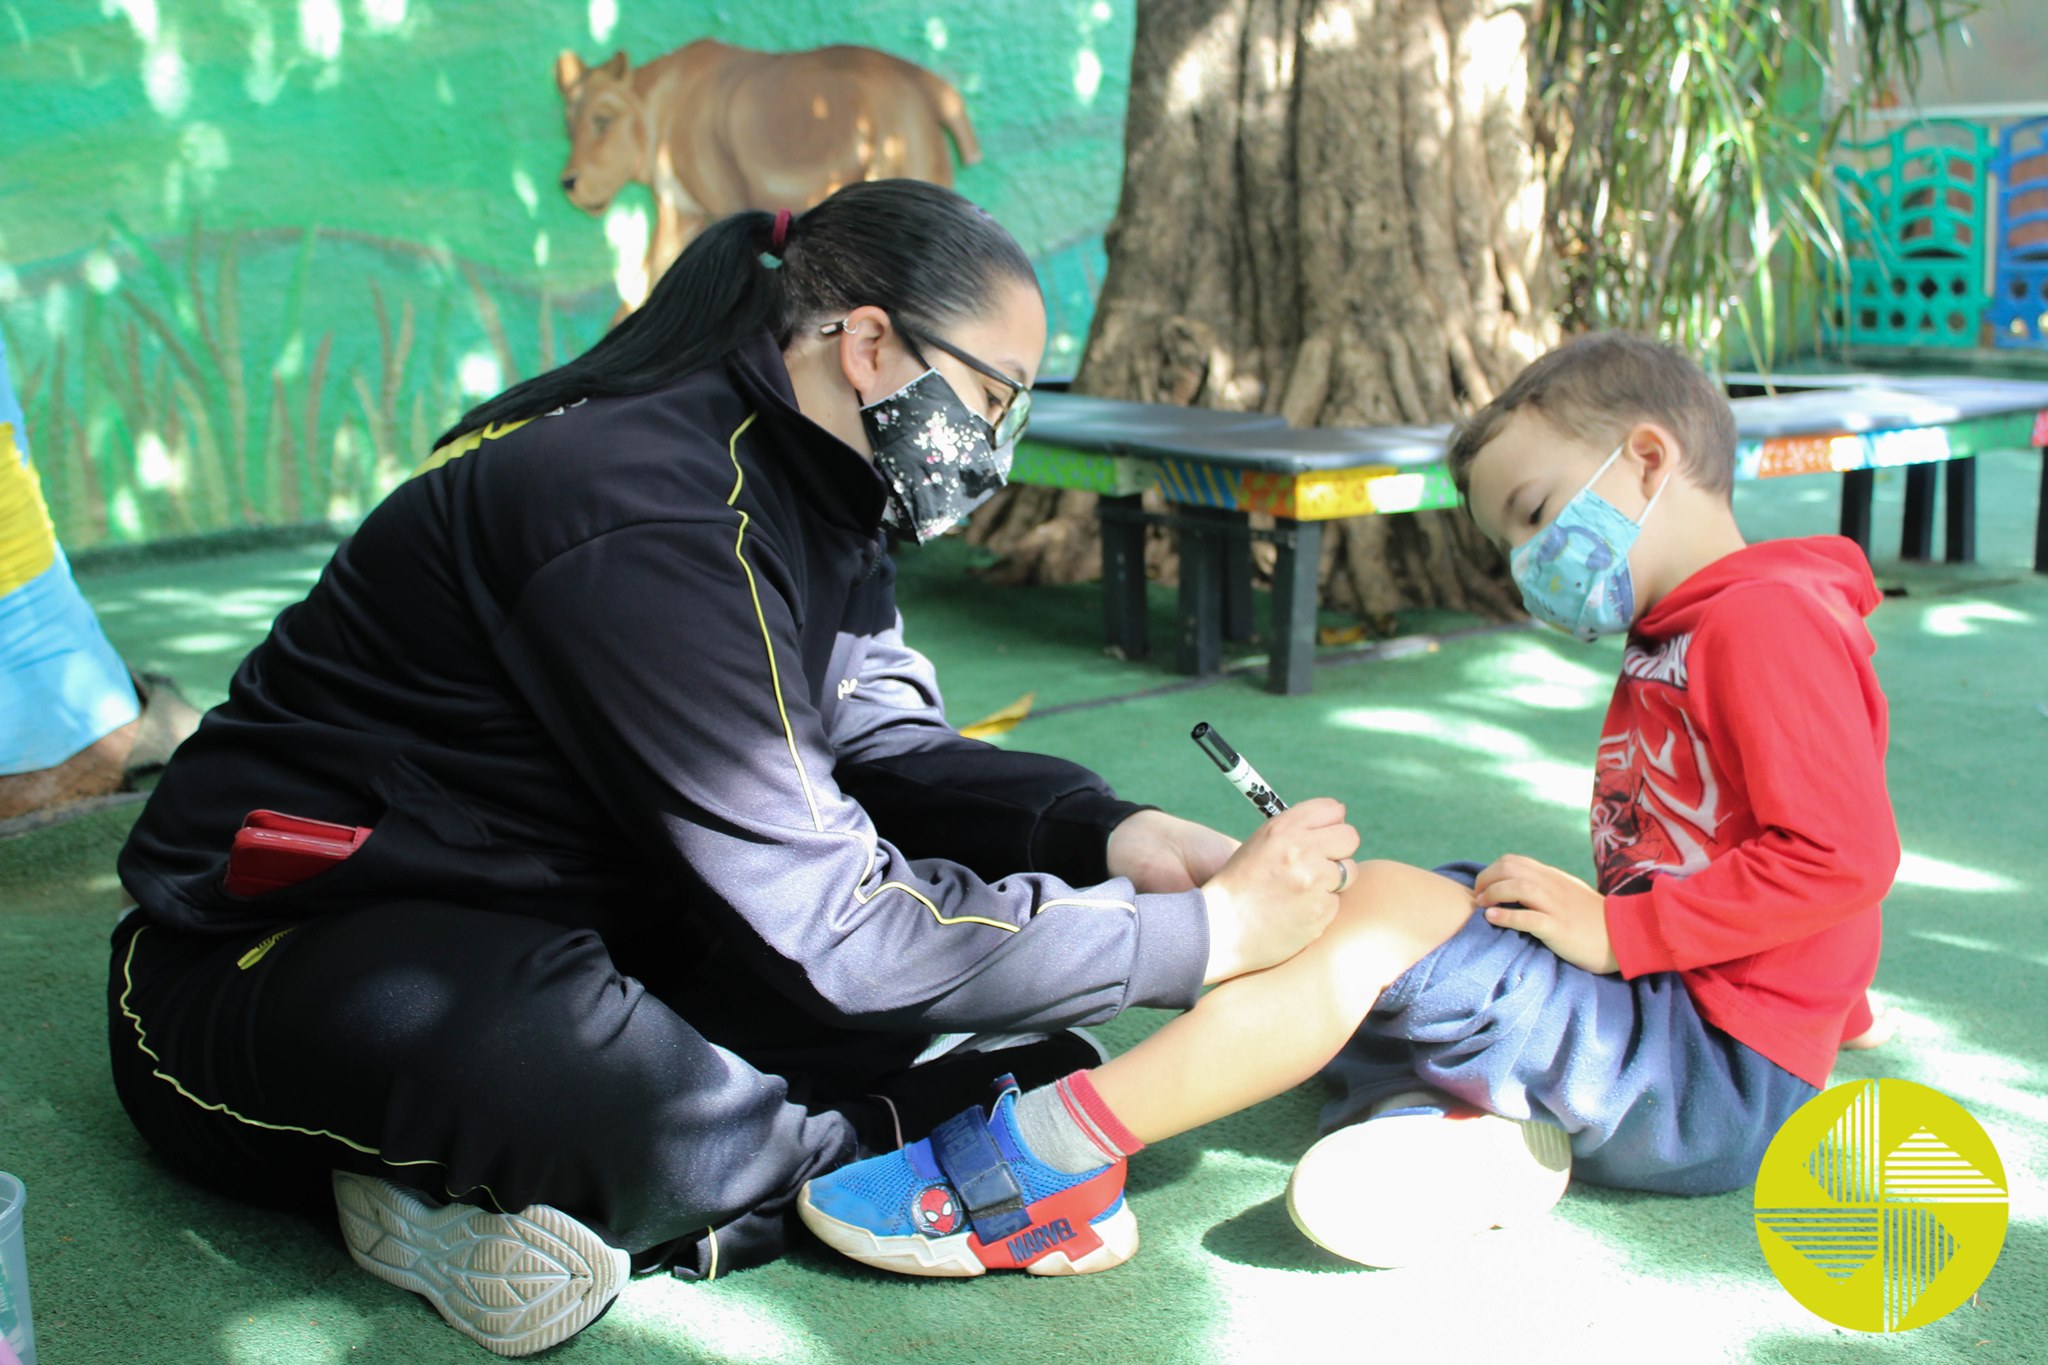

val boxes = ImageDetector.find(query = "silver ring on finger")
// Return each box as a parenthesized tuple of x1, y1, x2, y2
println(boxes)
(1332, 860, 1351, 895)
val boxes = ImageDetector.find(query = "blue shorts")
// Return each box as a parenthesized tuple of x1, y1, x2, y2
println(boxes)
(1318, 863, 1818, 1195)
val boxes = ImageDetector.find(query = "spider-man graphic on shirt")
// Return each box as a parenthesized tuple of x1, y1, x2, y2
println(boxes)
(1591, 631, 1720, 898)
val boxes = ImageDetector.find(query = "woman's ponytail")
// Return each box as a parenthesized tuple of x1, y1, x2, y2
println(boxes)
(437, 181, 1036, 448)
(437, 209, 785, 446)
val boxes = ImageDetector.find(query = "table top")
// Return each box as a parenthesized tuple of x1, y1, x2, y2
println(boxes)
(1023, 391, 1287, 450)
(1724, 370, 2048, 402)
(1730, 380, 2048, 439)
(1093, 421, 1457, 472)
(1022, 377, 2048, 474)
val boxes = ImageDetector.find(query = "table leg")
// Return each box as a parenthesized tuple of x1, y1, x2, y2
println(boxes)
(1901, 464, 1937, 562)
(1224, 521, 1255, 643)
(2036, 446, 2048, 575)
(1177, 507, 1230, 676)
(1839, 469, 1876, 559)
(1268, 518, 1322, 696)
(1944, 457, 1977, 565)
(1098, 494, 1149, 660)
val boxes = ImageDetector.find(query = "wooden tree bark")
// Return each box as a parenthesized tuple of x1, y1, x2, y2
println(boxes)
(969, 0, 1557, 622)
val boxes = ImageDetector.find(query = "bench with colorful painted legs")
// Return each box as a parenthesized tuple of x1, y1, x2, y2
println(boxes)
(1013, 379, 2048, 695)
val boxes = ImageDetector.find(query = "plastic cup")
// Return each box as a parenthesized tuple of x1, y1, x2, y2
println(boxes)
(0, 1172, 34, 1365)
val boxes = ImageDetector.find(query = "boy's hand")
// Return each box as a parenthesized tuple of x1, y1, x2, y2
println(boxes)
(1107, 810, 1240, 893)
(1200, 798, 1359, 983)
(1474, 854, 1619, 975)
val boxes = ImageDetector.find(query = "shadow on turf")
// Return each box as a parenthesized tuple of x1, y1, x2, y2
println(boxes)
(1199, 1194, 1368, 1274)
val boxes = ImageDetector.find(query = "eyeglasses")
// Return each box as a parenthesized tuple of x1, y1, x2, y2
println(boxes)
(899, 326, 1032, 448)
(823, 315, 1033, 447)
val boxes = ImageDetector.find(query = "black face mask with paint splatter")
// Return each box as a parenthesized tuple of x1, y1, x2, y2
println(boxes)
(859, 368, 1014, 544)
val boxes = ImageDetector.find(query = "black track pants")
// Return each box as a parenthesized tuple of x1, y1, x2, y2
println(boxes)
(106, 904, 873, 1273)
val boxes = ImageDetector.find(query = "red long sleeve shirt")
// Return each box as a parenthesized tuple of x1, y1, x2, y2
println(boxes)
(1596, 536, 1897, 1088)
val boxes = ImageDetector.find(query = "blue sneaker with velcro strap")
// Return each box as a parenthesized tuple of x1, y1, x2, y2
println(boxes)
(797, 1078, 1138, 1277)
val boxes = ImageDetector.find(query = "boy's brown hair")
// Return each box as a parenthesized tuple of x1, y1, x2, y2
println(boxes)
(1446, 335, 1737, 501)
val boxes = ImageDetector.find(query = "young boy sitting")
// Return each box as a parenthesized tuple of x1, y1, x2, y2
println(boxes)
(797, 334, 1900, 1275)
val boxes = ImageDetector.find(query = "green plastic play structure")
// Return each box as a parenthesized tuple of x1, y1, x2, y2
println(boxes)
(1832, 119, 1994, 349)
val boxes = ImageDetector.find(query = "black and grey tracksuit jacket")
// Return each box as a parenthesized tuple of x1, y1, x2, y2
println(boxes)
(118, 330, 1209, 1036)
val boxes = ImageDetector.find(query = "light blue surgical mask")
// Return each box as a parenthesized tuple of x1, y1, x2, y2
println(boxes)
(1509, 444, 1668, 643)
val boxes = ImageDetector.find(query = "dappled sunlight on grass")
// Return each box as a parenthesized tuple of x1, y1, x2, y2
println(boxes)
(1911, 929, 2048, 971)
(1500, 1204, 1819, 1352)
(1186, 1141, 1834, 1364)
(1162, 1147, 1341, 1361)
(1895, 850, 2021, 894)
(1840, 993, 2048, 1197)
(1496, 758, 1595, 810)
(127, 581, 318, 609)
(207, 591, 309, 620)
(74, 544, 336, 703)
(1461, 636, 1612, 711)
(1327, 702, 1594, 810)
(164, 631, 257, 655)
(1920, 600, 2034, 637)
(1329, 706, 1543, 759)
(1352, 756, 1451, 785)
(217, 1297, 369, 1363)
(608, 1273, 844, 1364)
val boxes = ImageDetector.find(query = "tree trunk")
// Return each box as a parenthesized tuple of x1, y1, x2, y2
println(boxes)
(970, 0, 1556, 622)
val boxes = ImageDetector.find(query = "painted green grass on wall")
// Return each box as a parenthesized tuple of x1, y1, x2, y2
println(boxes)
(3, 212, 1100, 549)
(2, 227, 610, 547)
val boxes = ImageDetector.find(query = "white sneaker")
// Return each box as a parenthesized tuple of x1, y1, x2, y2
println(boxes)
(333, 1171, 631, 1356)
(1285, 1089, 1573, 1267)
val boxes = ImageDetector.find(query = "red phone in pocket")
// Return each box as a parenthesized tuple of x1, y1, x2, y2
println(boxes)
(223, 809, 373, 897)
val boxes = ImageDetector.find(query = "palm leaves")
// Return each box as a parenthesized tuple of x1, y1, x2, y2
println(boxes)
(1536, 0, 1975, 361)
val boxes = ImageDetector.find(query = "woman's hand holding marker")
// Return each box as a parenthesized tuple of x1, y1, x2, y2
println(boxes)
(1190, 723, 1359, 984)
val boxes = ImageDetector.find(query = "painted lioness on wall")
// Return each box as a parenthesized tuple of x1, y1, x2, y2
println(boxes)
(556, 40, 983, 309)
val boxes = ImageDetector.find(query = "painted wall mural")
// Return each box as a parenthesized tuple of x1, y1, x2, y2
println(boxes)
(0, 0, 1128, 549)
(557, 40, 982, 307)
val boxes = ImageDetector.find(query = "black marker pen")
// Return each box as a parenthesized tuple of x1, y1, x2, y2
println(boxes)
(1191, 722, 1288, 819)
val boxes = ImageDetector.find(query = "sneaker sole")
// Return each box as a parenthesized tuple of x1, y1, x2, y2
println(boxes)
(1285, 1110, 1572, 1268)
(334, 1171, 630, 1356)
(796, 1183, 1140, 1278)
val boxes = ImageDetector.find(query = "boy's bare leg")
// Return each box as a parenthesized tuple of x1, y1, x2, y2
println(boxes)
(1091, 860, 1478, 1144)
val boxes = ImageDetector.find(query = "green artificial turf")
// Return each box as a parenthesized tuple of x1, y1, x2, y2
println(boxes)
(2, 451, 2044, 1363)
